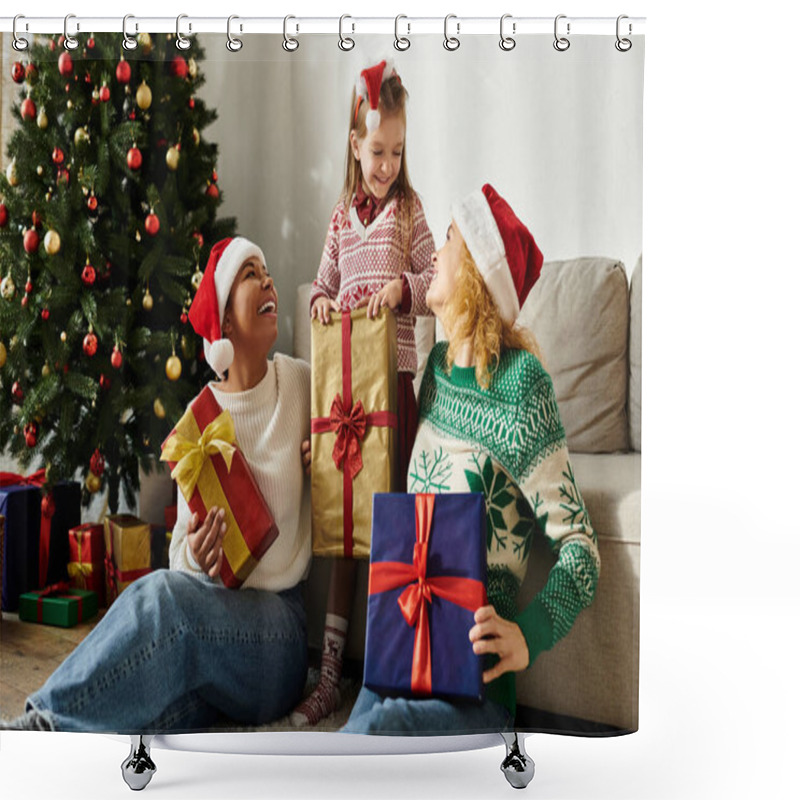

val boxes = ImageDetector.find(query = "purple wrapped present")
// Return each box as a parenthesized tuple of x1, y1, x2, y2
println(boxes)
(365, 493, 488, 701)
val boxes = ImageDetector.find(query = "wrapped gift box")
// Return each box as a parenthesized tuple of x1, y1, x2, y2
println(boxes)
(19, 583, 98, 627)
(364, 493, 488, 701)
(0, 475, 81, 612)
(103, 515, 152, 603)
(68, 523, 106, 607)
(160, 386, 279, 588)
(310, 308, 398, 559)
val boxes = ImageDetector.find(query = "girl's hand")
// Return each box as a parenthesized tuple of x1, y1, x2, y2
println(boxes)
(311, 296, 341, 325)
(364, 278, 404, 319)
(469, 605, 530, 683)
(187, 507, 227, 578)
(301, 439, 312, 476)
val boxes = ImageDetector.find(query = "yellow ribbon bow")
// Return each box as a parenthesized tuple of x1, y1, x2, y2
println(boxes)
(160, 410, 238, 499)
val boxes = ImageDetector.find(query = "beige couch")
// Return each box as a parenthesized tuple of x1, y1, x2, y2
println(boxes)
(292, 255, 642, 733)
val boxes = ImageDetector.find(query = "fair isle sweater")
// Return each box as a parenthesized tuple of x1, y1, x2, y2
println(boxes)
(309, 193, 436, 375)
(409, 342, 601, 716)
(169, 354, 312, 593)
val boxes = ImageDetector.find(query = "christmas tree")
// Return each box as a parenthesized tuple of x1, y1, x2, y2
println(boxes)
(0, 32, 235, 512)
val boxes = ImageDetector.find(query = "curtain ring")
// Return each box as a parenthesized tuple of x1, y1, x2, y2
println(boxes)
(499, 14, 516, 51)
(338, 15, 355, 51)
(122, 15, 138, 51)
(226, 16, 243, 52)
(13, 14, 29, 51)
(443, 14, 460, 51)
(63, 14, 80, 50)
(176, 14, 191, 51)
(283, 15, 299, 52)
(553, 14, 570, 52)
(394, 15, 410, 51)
(615, 15, 632, 52)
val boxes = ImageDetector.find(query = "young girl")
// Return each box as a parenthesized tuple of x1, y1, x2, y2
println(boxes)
(291, 60, 436, 727)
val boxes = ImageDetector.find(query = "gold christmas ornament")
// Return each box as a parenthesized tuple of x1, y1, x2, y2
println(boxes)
(166, 146, 180, 171)
(37, 110, 48, 129)
(6, 160, 19, 186)
(135, 230, 142, 242)
(74, 126, 90, 147)
(0, 341, 6, 368)
(44, 229, 61, 255)
(181, 334, 190, 358)
(136, 82, 153, 110)
(60, 331, 67, 342)
(191, 269, 203, 291)
(41, 363, 50, 377)
(138, 32, 153, 55)
(188, 58, 198, 79)
(37, 165, 44, 176)
(1, 275, 16, 300)
(165, 354, 182, 381)
(67, 99, 73, 110)
(192, 127, 200, 146)
(142, 288, 153, 311)
(85, 472, 102, 493)
(10, 335, 18, 348)
(153, 397, 166, 419)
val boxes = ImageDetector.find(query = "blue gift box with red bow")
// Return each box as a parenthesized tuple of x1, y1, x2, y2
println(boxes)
(364, 492, 488, 702)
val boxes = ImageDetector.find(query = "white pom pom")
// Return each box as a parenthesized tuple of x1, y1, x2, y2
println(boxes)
(205, 338, 235, 378)
(365, 109, 381, 133)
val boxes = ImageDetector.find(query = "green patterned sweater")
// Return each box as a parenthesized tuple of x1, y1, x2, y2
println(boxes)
(409, 341, 600, 716)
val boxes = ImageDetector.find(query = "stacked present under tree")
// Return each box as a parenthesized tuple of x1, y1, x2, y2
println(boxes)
(67, 523, 107, 606)
(103, 515, 153, 604)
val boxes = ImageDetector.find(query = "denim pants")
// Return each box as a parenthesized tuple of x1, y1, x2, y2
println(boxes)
(341, 686, 513, 735)
(27, 570, 308, 733)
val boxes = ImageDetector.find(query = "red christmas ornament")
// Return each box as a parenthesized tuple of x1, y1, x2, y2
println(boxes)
(11, 381, 24, 403)
(99, 84, 110, 102)
(57, 168, 70, 185)
(111, 346, 123, 369)
(82, 331, 98, 357)
(41, 308, 50, 320)
(145, 213, 160, 236)
(23, 229, 40, 254)
(31, 211, 42, 229)
(49, 39, 56, 52)
(85, 71, 93, 84)
(180, 312, 188, 324)
(99, 373, 111, 390)
(126, 146, 142, 170)
(87, 195, 98, 212)
(58, 51, 73, 77)
(24, 422, 38, 448)
(171, 56, 188, 79)
(188, 97, 195, 109)
(206, 184, 220, 200)
(52, 147, 65, 165)
(212, 170, 218, 183)
(81, 263, 97, 286)
(90, 448, 105, 477)
(25, 63, 38, 82)
(12, 62, 25, 83)
(87, 37, 95, 49)
(116, 58, 131, 84)
(193, 231, 204, 248)
(0, 204, 8, 227)
(21, 295, 28, 308)
(21, 97, 36, 121)
(25, 279, 33, 293)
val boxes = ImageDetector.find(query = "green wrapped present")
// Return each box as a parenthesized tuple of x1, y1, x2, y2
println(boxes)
(19, 581, 98, 628)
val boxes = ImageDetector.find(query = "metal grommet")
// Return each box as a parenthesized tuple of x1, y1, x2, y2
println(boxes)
(226, 16, 243, 52)
(553, 14, 570, 52)
(63, 14, 79, 50)
(283, 15, 299, 52)
(12, 14, 29, 51)
(443, 14, 460, 52)
(122, 15, 138, 51)
(339, 15, 355, 51)
(394, 14, 410, 51)
(176, 14, 191, 51)
(615, 14, 632, 52)
(499, 14, 516, 51)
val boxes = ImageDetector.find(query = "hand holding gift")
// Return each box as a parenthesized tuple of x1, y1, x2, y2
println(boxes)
(187, 507, 227, 578)
(470, 605, 530, 683)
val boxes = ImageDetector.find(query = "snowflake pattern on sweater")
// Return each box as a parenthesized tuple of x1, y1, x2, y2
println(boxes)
(409, 342, 600, 714)
(310, 193, 436, 374)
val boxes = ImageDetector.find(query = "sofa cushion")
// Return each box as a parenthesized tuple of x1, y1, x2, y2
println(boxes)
(516, 258, 630, 454)
(629, 256, 642, 452)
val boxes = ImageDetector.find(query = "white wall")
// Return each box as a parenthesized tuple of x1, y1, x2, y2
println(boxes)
(199, 33, 643, 356)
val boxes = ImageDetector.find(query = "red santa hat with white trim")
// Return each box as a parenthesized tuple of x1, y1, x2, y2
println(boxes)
(354, 58, 396, 133)
(451, 184, 544, 325)
(188, 236, 266, 378)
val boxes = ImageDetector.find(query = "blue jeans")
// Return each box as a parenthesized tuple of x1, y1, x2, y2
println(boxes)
(26, 570, 307, 733)
(341, 686, 513, 735)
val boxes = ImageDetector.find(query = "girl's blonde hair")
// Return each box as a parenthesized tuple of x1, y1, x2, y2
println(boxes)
(443, 244, 542, 390)
(343, 74, 416, 269)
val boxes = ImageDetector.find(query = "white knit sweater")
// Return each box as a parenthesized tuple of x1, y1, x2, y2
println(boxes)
(169, 354, 312, 592)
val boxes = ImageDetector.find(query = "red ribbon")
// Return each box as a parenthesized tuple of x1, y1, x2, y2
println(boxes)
(32, 581, 83, 623)
(310, 311, 397, 557)
(368, 494, 487, 695)
(0, 469, 53, 587)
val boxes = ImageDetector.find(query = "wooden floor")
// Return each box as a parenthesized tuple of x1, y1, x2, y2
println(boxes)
(0, 611, 105, 720)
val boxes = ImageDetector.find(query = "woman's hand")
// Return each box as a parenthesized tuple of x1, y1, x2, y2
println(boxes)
(356, 279, 403, 319)
(301, 439, 312, 476)
(311, 296, 341, 325)
(187, 507, 227, 578)
(469, 605, 530, 683)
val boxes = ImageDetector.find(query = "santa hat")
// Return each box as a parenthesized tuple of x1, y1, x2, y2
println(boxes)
(451, 184, 544, 325)
(187, 236, 266, 378)
(354, 59, 396, 133)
